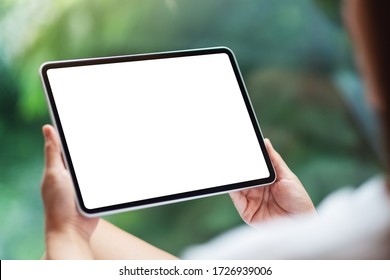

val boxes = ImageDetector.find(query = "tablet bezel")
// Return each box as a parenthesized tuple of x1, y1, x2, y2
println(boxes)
(40, 47, 276, 216)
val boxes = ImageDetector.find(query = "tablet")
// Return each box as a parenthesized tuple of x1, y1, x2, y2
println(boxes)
(40, 47, 275, 216)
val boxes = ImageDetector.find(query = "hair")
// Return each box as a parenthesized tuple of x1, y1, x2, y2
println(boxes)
(354, 1, 390, 184)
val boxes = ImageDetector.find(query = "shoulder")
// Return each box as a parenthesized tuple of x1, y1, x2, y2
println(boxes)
(182, 176, 390, 259)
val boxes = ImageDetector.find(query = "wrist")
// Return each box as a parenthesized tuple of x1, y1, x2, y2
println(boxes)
(45, 227, 94, 259)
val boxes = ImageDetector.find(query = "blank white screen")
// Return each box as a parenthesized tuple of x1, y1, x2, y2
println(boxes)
(47, 53, 269, 209)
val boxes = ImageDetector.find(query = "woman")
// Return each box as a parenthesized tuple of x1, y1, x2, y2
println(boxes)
(40, 0, 390, 259)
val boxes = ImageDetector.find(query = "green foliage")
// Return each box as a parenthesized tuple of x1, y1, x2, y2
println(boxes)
(314, 0, 342, 24)
(0, 0, 380, 259)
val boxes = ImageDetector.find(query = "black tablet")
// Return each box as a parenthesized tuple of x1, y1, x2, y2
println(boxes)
(40, 47, 275, 216)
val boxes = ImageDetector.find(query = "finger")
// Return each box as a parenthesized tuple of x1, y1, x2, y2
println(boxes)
(43, 125, 64, 170)
(229, 191, 242, 205)
(229, 191, 247, 215)
(264, 138, 296, 179)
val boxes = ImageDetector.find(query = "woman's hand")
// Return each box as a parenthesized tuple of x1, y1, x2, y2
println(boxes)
(230, 139, 315, 225)
(41, 125, 99, 259)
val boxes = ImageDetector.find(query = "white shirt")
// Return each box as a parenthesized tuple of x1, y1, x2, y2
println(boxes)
(182, 176, 390, 259)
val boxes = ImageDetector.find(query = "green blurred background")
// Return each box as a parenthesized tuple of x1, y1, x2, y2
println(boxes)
(0, 0, 382, 259)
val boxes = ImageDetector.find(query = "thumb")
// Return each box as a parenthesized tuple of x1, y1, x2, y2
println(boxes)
(264, 138, 296, 180)
(42, 125, 64, 170)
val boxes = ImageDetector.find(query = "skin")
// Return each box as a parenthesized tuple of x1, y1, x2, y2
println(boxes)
(41, 124, 176, 259)
(229, 139, 315, 225)
(343, 0, 381, 111)
(41, 125, 98, 259)
(41, 125, 314, 259)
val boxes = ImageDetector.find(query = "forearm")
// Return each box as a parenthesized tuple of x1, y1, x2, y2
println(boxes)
(45, 229, 94, 260)
(90, 219, 178, 260)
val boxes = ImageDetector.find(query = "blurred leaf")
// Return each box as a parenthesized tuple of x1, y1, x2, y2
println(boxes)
(314, 0, 342, 24)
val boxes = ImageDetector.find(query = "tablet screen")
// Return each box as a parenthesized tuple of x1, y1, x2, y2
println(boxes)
(40, 47, 275, 215)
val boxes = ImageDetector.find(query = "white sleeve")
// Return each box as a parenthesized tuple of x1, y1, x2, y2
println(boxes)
(181, 176, 390, 259)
